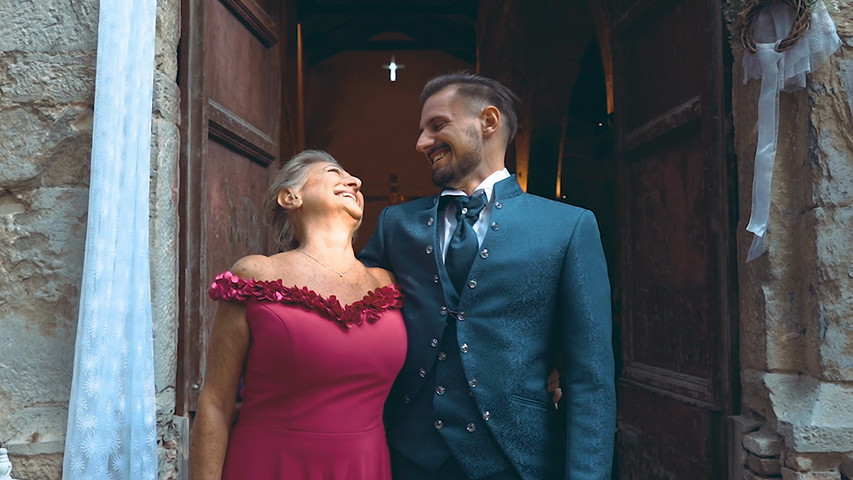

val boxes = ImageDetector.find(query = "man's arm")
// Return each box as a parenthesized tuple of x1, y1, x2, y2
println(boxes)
(358, 207, 390, 269)
(560, 210, 616, 480)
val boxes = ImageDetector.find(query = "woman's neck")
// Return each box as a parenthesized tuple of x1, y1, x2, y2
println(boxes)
(294, 218, 358, 259)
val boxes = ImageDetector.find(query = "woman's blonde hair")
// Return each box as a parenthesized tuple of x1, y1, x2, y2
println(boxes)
(263, 150, 339, 251)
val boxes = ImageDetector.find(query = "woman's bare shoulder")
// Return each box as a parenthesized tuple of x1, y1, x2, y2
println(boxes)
(230, 253, 296, 282)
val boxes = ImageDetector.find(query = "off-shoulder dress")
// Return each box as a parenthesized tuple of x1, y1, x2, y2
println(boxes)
(208, 271, 407, 480)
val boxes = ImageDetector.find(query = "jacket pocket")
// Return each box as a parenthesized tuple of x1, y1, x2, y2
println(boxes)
(510, 393, 555, 411)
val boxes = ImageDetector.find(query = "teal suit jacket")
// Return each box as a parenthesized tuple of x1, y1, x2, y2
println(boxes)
(360, 176, 615, 480)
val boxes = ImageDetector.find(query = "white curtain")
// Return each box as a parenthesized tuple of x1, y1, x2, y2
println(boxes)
(62, 0, 158, 478)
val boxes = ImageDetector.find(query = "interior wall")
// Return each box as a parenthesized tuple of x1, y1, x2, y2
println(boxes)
(304, 50, 472, 251)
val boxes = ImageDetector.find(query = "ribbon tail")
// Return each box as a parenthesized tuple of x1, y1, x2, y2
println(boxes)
(746, 234, 767, 262)
(745, 45, 783, 262)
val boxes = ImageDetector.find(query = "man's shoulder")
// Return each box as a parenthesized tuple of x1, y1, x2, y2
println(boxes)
(382, 195, 438, 215)
(516, 192, 592, 220)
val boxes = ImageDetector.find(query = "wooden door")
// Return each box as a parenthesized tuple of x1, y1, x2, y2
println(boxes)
(611, 0, 737, 478)
(178, 0, 293, 415)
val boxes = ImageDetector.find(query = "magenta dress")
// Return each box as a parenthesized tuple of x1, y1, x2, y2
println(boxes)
(208, 272, 406, 480)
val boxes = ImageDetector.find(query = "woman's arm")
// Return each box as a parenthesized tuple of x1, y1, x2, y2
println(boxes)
(189, 299, 250, 480)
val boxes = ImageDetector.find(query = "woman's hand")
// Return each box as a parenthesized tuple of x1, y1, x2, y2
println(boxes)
(548, 368, 562, 406)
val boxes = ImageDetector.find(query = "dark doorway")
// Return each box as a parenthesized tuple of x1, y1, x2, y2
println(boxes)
(177, 1, 739, 478)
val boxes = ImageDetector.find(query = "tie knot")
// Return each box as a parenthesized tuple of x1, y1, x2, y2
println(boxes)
(452, 192, 487, 223)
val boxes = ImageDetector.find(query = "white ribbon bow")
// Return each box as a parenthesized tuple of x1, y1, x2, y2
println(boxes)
(742, 0, 841, 262)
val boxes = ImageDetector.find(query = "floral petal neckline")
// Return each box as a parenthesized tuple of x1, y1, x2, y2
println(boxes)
(208, 271, 403, 328)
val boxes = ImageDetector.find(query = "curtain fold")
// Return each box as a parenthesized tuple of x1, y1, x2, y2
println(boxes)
(62, 0, 158, 478)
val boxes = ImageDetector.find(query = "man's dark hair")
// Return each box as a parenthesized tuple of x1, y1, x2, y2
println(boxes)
(420, 72, 521, 145)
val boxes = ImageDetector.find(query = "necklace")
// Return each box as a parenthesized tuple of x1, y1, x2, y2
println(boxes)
(297, 250, 355, 277)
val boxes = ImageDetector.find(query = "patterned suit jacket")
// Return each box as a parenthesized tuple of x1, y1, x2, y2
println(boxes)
(359, 176, 615, 480)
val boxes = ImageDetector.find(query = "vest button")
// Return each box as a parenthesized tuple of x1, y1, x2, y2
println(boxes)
(480, 249, 489, 258)
(419, 368, 427, 377)
(430, 338, 439, 347)
(434, 420, 444, 430)
(457, 311, 466, 321)
(425, 245, 434, 254)
(468, 279, 478, 289)
(466, 423, 476, 432)
(483, 411, 491, 421)
(468, 378, 478, 388)
(460, 343, 469, 353)
(438, 352, 447, 361)
(436, 385, 446, 395)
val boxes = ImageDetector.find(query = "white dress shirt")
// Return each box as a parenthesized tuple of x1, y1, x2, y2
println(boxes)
(439, 168, 511, 262)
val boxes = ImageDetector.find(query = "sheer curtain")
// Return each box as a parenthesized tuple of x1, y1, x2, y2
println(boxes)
(62, 0, 158, 478)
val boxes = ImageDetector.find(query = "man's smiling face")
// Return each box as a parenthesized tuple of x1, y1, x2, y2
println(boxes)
(416, 87, 484, 190)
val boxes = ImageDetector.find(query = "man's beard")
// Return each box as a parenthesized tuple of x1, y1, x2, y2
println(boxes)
(431, 126, 482, 189)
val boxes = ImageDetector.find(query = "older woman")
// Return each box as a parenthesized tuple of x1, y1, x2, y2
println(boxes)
(189, 150, 406, 480)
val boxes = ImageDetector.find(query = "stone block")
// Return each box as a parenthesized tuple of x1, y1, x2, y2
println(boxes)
(809, 57, 853, 209)
(156, 412, 185, 480)
(782, 468, 841, 480)
(150, 118, 180, 392)
(153, 69, 180, 124)
(742, 371, 775, 421)
(6, 452, 63, 480)
(733, 415, 765, 478)
(745, 425, 785, 457)
(763, 373, 853, 452)
(5, 406, 67, 454)
(750, 452, 784, 476)
(0, 105, 93, 187)
(155, 0, 181, 79)
(0, 187, 86, 453)
(841, 454, 853, 480)
(0, 0, 98, 52)
(744, 469, 784, 480)
(808, 206, 853, 381)
(790, 455, 815, 471)
(0, 51, 96, 103)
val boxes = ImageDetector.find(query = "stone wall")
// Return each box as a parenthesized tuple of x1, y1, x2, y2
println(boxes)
(730, 2, 853, 479)
(151, 0, 183, 478)
(0, 0, 182, 478)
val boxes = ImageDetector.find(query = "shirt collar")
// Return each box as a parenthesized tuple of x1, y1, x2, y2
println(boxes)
(439, 168, 511, 202)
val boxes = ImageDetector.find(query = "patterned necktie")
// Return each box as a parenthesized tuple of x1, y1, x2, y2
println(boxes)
(444, 192, 487, 294)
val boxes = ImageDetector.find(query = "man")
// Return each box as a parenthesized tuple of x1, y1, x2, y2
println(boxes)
(360, 73, 615, 480)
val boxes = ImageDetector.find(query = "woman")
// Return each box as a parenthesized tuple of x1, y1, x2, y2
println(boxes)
(189, 150, 406, 479)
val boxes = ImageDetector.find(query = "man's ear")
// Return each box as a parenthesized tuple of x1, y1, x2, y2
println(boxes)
(481, 106, 501, 139)
(277, 188, 302, 210)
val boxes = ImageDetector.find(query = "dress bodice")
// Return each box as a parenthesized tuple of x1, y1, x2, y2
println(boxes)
(208, 271, 407, 435)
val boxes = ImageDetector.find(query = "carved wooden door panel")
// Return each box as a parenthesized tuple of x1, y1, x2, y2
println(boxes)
(611, 0, 737, 478)
(178, 0, 288, 415)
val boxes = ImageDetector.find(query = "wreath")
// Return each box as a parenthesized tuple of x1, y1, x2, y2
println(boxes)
(725, 0, 817, 52)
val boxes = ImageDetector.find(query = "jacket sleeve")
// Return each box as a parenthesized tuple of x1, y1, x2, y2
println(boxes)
(560, 210, 616, 480)
(358, 206, 391, 270)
